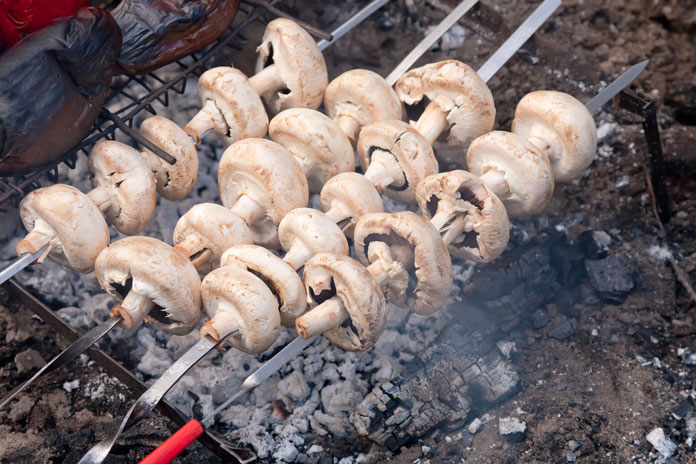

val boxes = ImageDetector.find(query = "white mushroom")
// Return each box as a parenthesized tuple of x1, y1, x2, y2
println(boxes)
(95, 237, 202, 335)
(252, 18, 328, 113)
(395, 60, 496, 168)
(278, 208, 349, 270)
(320, 172, 384, 238)
(87, 140, 157, 235)
(269, 108, 355, 193)
(295, 253, 386, 352)
(467, 131, 554, 217)
(416, 170, 509, 263)
(200, 265, 280, 354)
(184, 67, 268, 146)
(323, 69, 403, 142)
(218, 138, 309, 248)
(357, 119, 439, 203)
(353, 211, 453, 315)
(16, 185, 109, 273)
(220, 244, 305, 327)
(139, 116, 199, 201)
(173, 203, 253, 274)
(512, 90, 598, 183)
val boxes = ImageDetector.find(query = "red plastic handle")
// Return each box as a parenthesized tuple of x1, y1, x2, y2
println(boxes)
(139, 419, 204, 464)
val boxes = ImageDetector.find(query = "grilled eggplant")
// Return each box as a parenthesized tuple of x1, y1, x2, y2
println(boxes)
(113, 0, 240, 75)
(0, 8, 121, 173)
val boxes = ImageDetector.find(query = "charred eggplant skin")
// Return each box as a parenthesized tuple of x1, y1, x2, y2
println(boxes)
(0, 8, 122, 174)
(113, 0, 240, 75)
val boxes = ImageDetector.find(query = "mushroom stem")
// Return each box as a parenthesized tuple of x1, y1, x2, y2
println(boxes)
(336, 115, 361, 143)
(478, 168, 510, 198)
(248, 64, 285, 96)
(441, 216, 470, 247)
(364, 152, 402, 192)
(200, 310, 241, 342)
(175, 235, 213, 270)
(527, 135, 552, 156)
(87, 186, 112, 213)
(184, 100, 220, 145)
(429, 209, 453, 232)
(295, 297, 349, 338)
(283, 242, 311, 271)
(110, 291, 155, 330)
(366, 260, 391, 288)
(414, 101, 449, 144)
(230, 194, 266, 226)
(15, 227, 54, 263)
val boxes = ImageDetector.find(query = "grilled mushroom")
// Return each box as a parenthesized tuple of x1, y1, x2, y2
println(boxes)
(296, 253, 386, 352)
(416, 170, 509, 263)
(252, 18, 328, 113)
(220, 244, 305, 326)
(467, 131, 554, 217)
(357, 119, 438, 203)
(16, 185, 109, 273)
(353, 211, 453, 315)
(512, 90, 598, 183)
(200, 265, 280, 354)
(139, 116, 199, 201)
(320, 172, 384, 238)
(218, 138, 309, 248)
(395, 60, 496, 168)
(278, 208, 349, 270)
(95, 236, 202, 335)
(87, 140, 157, 235)
(173, 203, 253, 274)
(184, 67, 268, 146)
(269, 108, 355, 193)
(323, 69, 402, 142)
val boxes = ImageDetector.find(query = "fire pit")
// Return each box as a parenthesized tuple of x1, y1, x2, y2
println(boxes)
(1, 1, 695, 463)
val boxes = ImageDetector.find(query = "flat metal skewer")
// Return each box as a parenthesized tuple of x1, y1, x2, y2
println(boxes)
(0, 315, 121, 410)
(0, 244, 50, 286)
(79, 334, 230, 464)
(137, 336, 318, 464)
(586, 60, 649, 114)
(317, 0, 392, 51)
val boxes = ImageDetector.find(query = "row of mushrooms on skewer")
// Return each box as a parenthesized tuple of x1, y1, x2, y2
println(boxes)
(6, 17, 600, 444)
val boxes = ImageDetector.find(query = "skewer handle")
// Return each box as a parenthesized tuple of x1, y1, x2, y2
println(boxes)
(139, 419, 204, 464)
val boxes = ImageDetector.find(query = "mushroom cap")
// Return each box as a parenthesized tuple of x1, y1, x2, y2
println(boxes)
(357, 119, 439, 203)
(17, 185, 109, 273)
(512, 90, 597, 183)
(173, 203, 253, 274)
(88, 140, 157, 235)
(95, 237, 202, 335)
(319, 172, 384, 238)
(194, 66, 268, 145)
(220, 244, 306, 327)
(140, 116, 199, 201)
(218, 138, 309, 248)
(278, 208, 349, 260)
(416, 170, 509, 263)
(353, 211, 453, 315)
(303, 253, 386, 352)
(268, 108, 355, 193)
(200, 265, 280, 355)
(395, 60, 496, 149)
(467, 131, 554, 217)
(324, 69, 402, 129)
(255, 18, 328, 112)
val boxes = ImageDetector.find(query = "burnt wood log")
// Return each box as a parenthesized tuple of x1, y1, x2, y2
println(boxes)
(353, 326, 520, 451)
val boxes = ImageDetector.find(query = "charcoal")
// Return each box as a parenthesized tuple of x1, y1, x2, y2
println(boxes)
(585, 256, 636, 304)
(499, 417, 527, 443)
(353, 325, 520, 450)
(548, 321, 575, 341)
(672, 399, 694, 420)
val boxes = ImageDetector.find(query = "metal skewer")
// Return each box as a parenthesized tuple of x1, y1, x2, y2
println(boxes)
(317, 0, 392, 51)
(0, 244, 50, 286)
(137, 336, 318, 464)
(79, 334, 229, 464)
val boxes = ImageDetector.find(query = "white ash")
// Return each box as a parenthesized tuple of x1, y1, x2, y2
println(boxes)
(646, 427, 677, 459)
